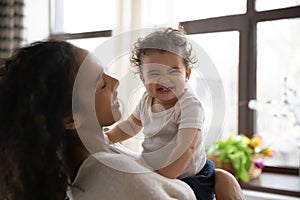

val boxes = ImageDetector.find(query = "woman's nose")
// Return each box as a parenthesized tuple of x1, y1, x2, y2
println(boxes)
(110, 75, 119, 90)
(104, 74, 119, 89)
(113, 78, 120, 90)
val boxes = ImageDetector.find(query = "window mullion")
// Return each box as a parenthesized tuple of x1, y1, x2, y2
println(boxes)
(238, 0, 257, 137)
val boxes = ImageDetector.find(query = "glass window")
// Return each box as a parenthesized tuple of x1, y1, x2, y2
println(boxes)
(141, 0, 246, 27)
(51, 0, 117, 33)
(188, 31, 239, 143)
(256, 0, 300, 11)
(24, 0, 50, 43)
(67, 37, 109, 52)
(256, 18, 300, 167)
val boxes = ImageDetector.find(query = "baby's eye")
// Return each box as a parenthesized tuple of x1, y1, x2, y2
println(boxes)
(147, 72, 160, 77)
(169, 69, 180, 74)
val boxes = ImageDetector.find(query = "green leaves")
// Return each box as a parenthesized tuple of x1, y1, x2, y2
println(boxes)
(209, 137, 253, 182)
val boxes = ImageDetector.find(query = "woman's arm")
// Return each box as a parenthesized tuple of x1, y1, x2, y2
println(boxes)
(156, 128, 199, 179)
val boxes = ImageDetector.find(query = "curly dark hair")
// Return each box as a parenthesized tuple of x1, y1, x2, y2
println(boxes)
(0, 41, 80, 199)
(130, 27, 197, 74)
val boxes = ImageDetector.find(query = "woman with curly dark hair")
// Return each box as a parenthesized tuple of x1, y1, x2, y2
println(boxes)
(0, 40, 103, 199)
(0, 41, 80, 199)
(0, 40, 199, 200)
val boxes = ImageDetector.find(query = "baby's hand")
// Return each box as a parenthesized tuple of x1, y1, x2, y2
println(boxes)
(103, 127, 110, 133)
(103, 128, 112, 144)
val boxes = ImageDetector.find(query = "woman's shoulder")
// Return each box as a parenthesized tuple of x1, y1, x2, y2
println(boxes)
(72, 152, 150, 180)
(68, 152, 196, 200)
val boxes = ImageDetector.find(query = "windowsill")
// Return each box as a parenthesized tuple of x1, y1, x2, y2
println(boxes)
(239, 172, 300, 197)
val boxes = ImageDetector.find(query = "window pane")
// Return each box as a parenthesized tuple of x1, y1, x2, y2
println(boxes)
(52, 0, 117, 33)
(256, 0, 300, 11)
(142, 0, 246, 26)
(256, 18, 300, 167)
(188, 31, 239, 143)
(67, 37, 110, 52)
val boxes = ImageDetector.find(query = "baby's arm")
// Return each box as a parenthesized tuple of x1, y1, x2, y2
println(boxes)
(106, 114, 142, 143)
(156, 128, 199, 179)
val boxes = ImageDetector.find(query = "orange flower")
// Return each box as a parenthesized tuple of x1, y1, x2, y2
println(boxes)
(261, 147, 273, 157)
(250, 136, 261, 148)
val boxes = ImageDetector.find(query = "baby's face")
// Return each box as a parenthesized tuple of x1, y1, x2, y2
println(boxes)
(140, 51, 191, 108)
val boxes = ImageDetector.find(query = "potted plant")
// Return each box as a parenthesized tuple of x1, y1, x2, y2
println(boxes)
(207, 134, 273, 182)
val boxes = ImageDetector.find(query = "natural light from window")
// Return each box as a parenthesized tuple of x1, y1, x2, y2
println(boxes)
(256, 18, 300, 167)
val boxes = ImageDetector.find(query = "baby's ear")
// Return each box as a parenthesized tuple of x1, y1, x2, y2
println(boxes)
(185, 68, 191, 81)
(140, 74, 145, 83)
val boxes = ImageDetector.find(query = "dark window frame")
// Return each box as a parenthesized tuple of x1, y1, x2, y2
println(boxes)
(180, 0, 300, 197)
(49, 30, 112, 40)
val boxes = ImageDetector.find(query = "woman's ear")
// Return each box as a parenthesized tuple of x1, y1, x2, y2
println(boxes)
(64, 116, 76, 130)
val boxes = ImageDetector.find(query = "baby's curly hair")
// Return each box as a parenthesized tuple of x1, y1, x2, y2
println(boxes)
(130, 27, 197, 73)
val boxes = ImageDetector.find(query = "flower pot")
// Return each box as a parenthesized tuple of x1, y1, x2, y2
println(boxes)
(208, 154, 235, 175)
(208, 155, 262, 180)
(248, 154, 264, 179)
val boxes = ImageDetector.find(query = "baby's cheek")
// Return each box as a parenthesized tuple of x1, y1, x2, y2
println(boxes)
(174, 75, 186, 86)
(173, 76, 186, 95)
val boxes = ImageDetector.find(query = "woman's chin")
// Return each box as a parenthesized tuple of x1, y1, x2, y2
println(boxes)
(112, 110, 122, 123)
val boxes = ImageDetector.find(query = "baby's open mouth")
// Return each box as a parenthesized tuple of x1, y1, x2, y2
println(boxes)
(157, 85, 174, 92)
